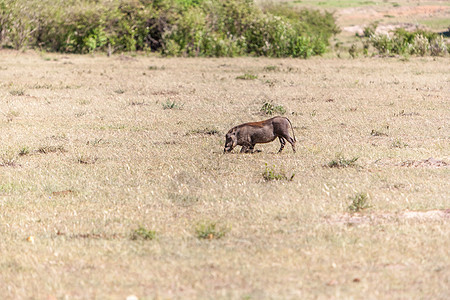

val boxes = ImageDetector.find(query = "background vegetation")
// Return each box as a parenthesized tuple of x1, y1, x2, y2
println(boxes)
(0, 0, 339, 57)
(362, 25, 448, 57)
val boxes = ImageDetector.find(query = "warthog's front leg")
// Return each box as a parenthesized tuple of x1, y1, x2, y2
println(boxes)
(240, 142, 256, 153)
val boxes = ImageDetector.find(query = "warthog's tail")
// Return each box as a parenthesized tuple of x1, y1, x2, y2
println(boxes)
(285, 117, 296, 142)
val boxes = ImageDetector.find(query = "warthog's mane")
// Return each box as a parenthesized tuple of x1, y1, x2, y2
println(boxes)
(239, 121, 265, 128)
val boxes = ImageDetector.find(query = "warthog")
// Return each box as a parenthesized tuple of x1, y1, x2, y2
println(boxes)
(224, 116, 296, 153)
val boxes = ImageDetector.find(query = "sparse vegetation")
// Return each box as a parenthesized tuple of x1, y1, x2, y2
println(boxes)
(18, 146, 30, 156)
(391, 139, 408, 148)
(0, 46, 448, 299)
(263, 65, 279, 72)
(327, 154, 359, 168)
(260, 102, 286, 115)
(236, 73, 258, 80)
(187, 127, 220, 135)
(130, 226, 156, 241)
(348, 43, 357, 58)
(76, 153, 98, 164)
(262, 164, 295, 181)
(37, 145, 66, 154)
(0, 149, 18, 167)
(114, 88, 125, 94)
(9, 88, 25, 96)
(371, 129, 388, 137)
(4, 110, 19, 122)
(195, 221, 228, 240)
(162, 99, 182, 110)
(348, 192, 371, 212)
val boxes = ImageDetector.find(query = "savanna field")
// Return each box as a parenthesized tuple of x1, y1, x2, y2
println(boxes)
(0, 0, 449, 299)
(0, 50, 448, 299)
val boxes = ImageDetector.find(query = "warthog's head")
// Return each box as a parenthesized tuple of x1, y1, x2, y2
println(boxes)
(224, 128, 237, 153)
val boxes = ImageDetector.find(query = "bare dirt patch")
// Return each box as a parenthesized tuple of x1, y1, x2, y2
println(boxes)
(327, 209, 450, 225)
(338, 4, 450, 34)
(343, 23, 425, 36)
(340, 5, 449, 20)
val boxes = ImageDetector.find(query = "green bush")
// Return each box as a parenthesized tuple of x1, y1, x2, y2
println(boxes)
(0, 0, 339, 57)
(368, 28, 446, 56)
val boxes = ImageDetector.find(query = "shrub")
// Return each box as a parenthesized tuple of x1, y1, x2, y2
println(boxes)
(18, 146, 30, 156)
(260, 102, 286, 115)
(429, 35, 447, 56)
(412, 34, 429, 56)
(348, 193, 370, 213)
(363, 22, 378, 37)
(195, 221, 228, 240)
(368, 28, 445, 57)
(370, 34, 393, 55)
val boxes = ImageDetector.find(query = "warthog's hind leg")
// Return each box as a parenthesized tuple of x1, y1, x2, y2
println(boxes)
(290, 137, 296, 153)
(278, 137, 286, 153)
(279, 134, 296, 153)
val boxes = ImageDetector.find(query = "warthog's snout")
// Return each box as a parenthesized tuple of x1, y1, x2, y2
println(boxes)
(223, 131, 237, 153)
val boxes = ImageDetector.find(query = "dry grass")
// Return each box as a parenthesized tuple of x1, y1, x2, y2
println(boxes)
(0, 50, 449, 299)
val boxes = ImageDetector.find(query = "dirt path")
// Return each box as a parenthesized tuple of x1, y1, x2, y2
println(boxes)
(338, 4, 449, 35)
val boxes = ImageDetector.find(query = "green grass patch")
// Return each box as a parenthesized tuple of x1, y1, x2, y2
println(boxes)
(263, 164, 295, 181)
(327, 154, 359, 168)
(130, 226, 156, 241)
(195, 221, 228, 240)
(236, 73, 258, 80)
(260, 102, 286, 115)
(348, 192, 371, 213)
(162, 100, 183, 110)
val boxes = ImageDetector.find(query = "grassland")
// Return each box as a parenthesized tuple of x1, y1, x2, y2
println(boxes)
(0, 49, 449, 299)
